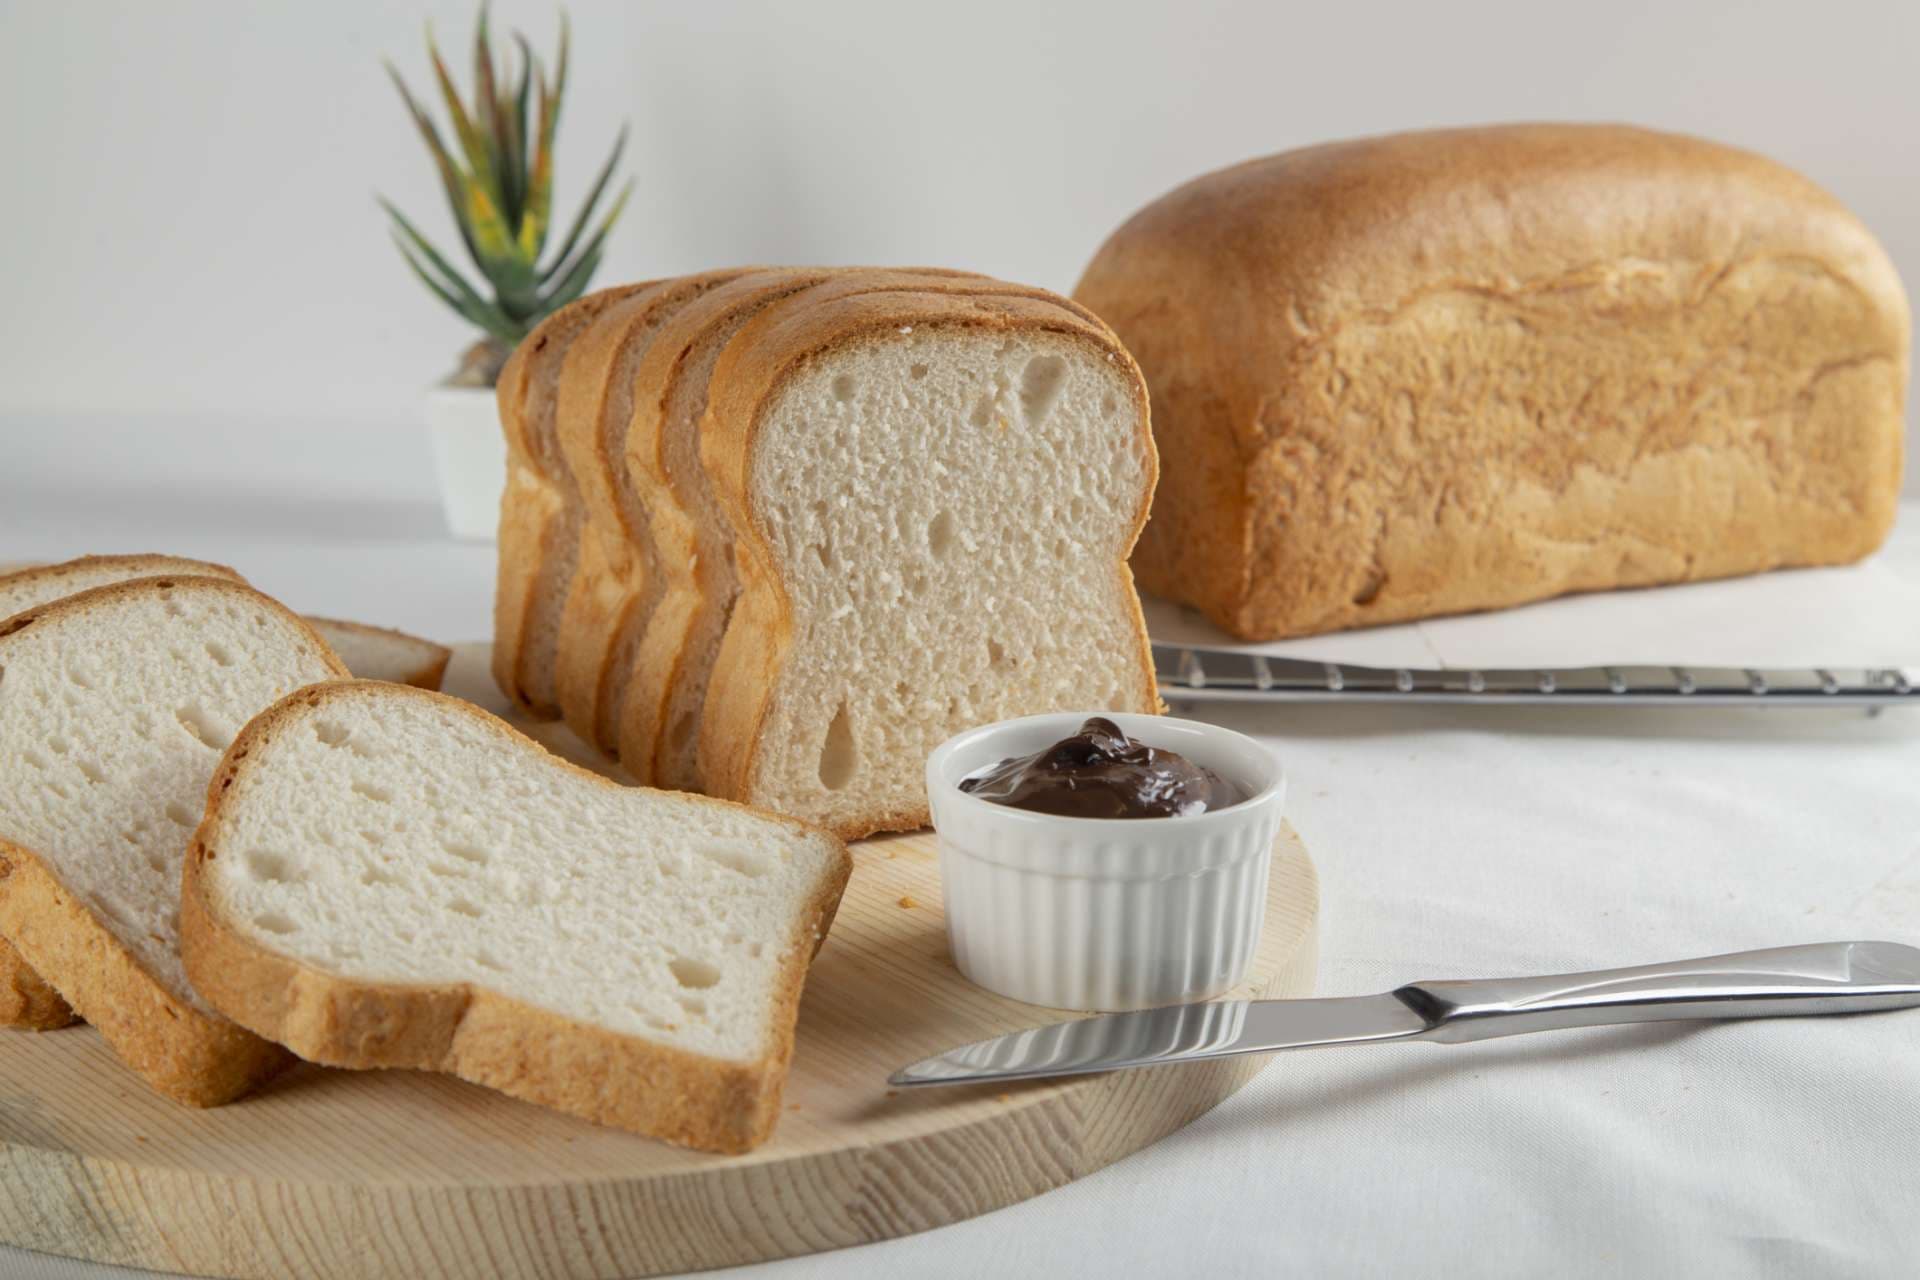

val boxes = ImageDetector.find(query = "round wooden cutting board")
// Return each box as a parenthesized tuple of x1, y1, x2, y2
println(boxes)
(0, 645, 1318, 1279)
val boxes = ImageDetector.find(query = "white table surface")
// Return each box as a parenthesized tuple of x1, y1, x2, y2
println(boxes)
(4, 414, 1920, 1279)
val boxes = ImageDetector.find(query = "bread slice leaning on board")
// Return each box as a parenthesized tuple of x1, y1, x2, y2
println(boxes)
(492, 267, 1163, 838)
(180, 680, 851, 1154)
(697, 286, 1161, 838)
(0, 577, 346, 1102)
(1072, 123, 1913, 641)
(0, 556, 451, 1030)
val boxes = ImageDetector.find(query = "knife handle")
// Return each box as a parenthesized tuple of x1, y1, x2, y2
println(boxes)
(1394, 941, 1920, 1044)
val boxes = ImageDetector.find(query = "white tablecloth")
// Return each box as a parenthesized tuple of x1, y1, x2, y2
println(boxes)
(4, 415, 1919, 1279)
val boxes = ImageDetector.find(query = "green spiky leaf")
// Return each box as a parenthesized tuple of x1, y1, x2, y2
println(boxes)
(538, 179, 630, 303)
(535, 125, 625, 281)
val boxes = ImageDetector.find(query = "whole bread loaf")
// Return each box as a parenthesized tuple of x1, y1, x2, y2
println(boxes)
(1074, 124, 1911, 640)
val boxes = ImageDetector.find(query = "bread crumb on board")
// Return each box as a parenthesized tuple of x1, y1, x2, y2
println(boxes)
(898, 895, 918, 909)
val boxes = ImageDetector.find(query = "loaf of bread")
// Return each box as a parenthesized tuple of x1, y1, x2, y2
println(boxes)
(497, 268, 1162, 838)
(1073, 124, 1911, 640)
(181, 681, 850, 1153)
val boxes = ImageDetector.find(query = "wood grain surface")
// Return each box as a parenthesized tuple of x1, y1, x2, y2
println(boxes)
(0, 644, 1318, 1279)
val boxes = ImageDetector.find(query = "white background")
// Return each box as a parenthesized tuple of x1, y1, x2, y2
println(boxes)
(1, 0, 1916, 494)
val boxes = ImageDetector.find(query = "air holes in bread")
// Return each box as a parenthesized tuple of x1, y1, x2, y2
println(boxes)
(927, 510, 956, 558)
(245, 849, 301, 884)
(314, 721, 350, 747)
(474, 949, 507, 973)
(351, 780, 394, 804)
(73, 758, 105, 786)
(360, 865, 403, 888)
(174, 705, 233, 750)
(819, 704, 857, 791)
(910, 362, 930, 380)
(832, 373, 857, 402)
(254, 912, 298, 935)
(164, 801, 198, 828)
(969, 395, 996, 429)
(696, 841, 769, 878)
(987, 637, 1009, 669)
(1102, 394, 1119, 416)
(670, 956, 721, 990)
(204, 642, 233, 667)
(448, 898, 483, 919)
(66, 662, 94, 689)
(441, 840, 490, 865)
(677, 997, 707, 1018)
(1020, 354, 1068, 425)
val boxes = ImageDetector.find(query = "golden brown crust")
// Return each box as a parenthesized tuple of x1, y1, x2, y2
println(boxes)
(0, 943, 76, 1029)
(180, 680, 852, 1154)
(301, 616, 453, 690)
(1073, 123, 1912, 640)
(492, 285, 651, 716)
(696, 286, 1159, 831)
(550, 270, 758, 760)
(0, 577, 345, 1102)
(0, 841, 292, 1103)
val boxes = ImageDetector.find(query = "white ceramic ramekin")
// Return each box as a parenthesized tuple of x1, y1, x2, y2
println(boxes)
(926, 712, 1287, 1011)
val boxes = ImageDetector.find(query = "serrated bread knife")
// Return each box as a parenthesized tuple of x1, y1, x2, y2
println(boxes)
(889, 942, 1920, 1088)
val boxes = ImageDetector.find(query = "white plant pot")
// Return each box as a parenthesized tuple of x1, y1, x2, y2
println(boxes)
(425, 385, 506, 541)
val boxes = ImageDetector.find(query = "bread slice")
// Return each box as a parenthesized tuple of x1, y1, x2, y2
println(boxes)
(179, 680, 851, 1154)
(304, 618, 451, 690)
(620, 269, 1085, 793)
(493, 283, 652, 718)
(0, 554, 246, 616)
(550, 269, 755, 760)
(697, 288, 1161, 838)
(0, 577, 345, 1102)
(0, 556, 247, 1030)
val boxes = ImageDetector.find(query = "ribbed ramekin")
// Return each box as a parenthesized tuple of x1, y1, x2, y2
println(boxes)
(926, 712, 1286, 1011)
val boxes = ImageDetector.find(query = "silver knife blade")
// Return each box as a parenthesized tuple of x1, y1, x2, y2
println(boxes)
(889, 993, 1428, 1088)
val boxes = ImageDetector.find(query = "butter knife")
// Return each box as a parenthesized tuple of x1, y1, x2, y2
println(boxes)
(890, 941, 1920, 1088)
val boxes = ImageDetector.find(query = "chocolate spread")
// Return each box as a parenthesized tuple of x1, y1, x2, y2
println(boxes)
(958, 717, 1242, 818)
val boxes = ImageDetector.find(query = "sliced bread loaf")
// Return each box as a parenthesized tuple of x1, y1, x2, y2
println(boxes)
(493, 284, 652, 718)
(621, 269, 1080, 793)
(180, 680, 851, 1154)
(0, 577, 345, 1102)
(697, 288, 1161, 838)
(304, 618, 451, 691)
(550, 269, 754, 760)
